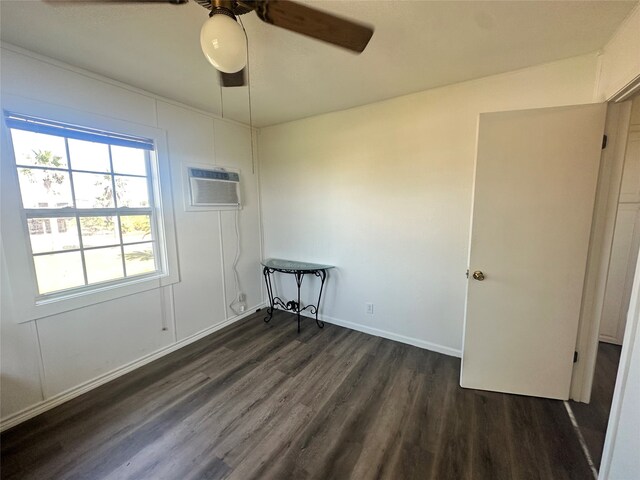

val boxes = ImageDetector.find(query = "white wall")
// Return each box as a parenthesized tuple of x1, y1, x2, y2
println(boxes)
(600, 248, 640, 480)
(0, 46, 263, 424)
(597, 4, 640, 101)
(259, 54, 599, 355)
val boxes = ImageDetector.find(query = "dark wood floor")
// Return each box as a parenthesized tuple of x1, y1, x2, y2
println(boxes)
(570, 341, 622, 470)
(1, 310, 593, 480)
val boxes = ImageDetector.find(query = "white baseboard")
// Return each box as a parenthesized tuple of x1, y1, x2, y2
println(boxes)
(1, 304, 460, 431)
(0, 304, 265, 432)
(599, 334, 623, 346)
(308, 312, 462, 358)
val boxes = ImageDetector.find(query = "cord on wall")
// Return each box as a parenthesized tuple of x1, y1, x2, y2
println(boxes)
(218, 82, 225, 119)
(238, 16, 256, 175)
(219, 18, 252, 316)
(228, 208, 246, 315)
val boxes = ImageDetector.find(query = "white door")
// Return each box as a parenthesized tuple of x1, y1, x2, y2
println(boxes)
(461, 104, 607, 400)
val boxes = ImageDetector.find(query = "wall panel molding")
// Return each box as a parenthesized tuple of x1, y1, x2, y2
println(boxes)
(0, 304, 265, 432)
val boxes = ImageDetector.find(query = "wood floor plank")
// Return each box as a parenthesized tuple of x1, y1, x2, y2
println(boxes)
(569, 341, 621, 469)
(248, 340, 404, 479)
(505, 394, 555, 480)
(381, 350, 455, 480)
(103, 364, 288, 480)
(470, 391, 513, 480)
(347, 366, 421, 479)
(1, 310, 593, 480)
(534, 398, 595, 480)
(430, 377, 475, 480)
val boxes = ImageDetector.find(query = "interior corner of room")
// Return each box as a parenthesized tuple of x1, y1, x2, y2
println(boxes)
(1, 1, 640, 479)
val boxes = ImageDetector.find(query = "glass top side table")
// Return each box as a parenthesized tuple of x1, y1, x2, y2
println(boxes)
(261, 258, 334, 332)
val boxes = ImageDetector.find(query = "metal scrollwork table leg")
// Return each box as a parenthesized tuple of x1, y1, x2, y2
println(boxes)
(262, 266, 327, 333)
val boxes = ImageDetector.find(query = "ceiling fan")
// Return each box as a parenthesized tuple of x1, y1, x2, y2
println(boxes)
(51, 0, 375, 87)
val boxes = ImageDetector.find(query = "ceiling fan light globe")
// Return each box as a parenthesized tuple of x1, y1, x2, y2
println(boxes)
(200, 13, 247, 74)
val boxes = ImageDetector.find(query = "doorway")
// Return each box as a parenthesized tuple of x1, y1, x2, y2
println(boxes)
(569, 92, 640, 471)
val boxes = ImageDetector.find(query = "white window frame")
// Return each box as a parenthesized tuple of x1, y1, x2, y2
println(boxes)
(1, 95, 180, 323)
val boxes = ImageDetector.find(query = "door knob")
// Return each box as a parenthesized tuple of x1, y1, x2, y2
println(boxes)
(472, 270, 485, 281)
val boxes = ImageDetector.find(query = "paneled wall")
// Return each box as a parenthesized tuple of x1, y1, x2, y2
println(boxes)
(0, 46, 263, 423)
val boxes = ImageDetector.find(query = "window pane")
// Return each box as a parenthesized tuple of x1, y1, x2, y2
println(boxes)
(85, 247, 124, 284)
(29, 217, 79, 254)
(9, 115, 165, 297)
(10, 129, 68, 168)
(73, 172, 114, 208)
(68, 139, 111, 173)
(80, 216, 119, 247)
(114, 176, 150, 208)
(124, 243, 156, 276)
(111, 145, 147, 176)
(17, 168, 73, 209)
(121, 215, 152, 243)
(34, 251, 85, 294)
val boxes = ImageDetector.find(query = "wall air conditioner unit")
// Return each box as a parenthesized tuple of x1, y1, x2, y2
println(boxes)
(184, 164, 241, 211)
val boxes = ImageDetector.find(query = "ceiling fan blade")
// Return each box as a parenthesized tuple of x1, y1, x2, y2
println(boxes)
(43, 0, 188, 4)
(219, 69, 246, 87)
(255, 0, 373, 53)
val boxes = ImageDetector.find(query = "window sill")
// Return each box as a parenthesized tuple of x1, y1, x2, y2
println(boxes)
(14, 272, 179, 323)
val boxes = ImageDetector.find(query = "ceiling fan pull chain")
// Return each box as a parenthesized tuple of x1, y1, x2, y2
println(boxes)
(238, 15, 256, 175)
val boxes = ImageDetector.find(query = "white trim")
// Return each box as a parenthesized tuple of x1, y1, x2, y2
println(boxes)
(254, 129, 266, 307)
(159, 284, 173, 334)
(169, 284, 178, 343)
(299, 311, 462, 358)
(0, 42, 249, 130)
(219, 211, 229, 318)
(570, 101, 632, 402)
(609, 74, 640, 103)
(599, 334, 622, 346)
(594, 51, 604, 104)
(1, 304, 458, 431)
(33, 320, 48, 400)
(0, 303, 265, 432)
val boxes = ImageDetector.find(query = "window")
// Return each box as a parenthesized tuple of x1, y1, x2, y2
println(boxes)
(6, 113, 164, 297)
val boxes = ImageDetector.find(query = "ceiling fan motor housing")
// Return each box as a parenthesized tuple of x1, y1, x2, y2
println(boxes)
(202, 0, 254, 17)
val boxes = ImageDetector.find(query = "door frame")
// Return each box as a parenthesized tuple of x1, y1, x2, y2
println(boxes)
(570, 100, 632, 402)
(571, 75, 640, 403)
(571, 76, 640, 478)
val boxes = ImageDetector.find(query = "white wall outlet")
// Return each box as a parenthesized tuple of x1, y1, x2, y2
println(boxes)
(366, 303, 374, 315)
(238, 292, 246, 302)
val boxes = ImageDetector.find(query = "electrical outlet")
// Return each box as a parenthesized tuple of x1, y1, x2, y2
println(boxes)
(238, 292, 246, 302)
(366, 303, 374, 315)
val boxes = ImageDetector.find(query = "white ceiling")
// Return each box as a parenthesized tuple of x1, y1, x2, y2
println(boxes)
(1, 1, 637, 127)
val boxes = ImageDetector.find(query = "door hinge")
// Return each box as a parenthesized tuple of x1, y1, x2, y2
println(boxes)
(466, 269, 469, 279)
(573, 351, 578, 363)
(602, 134, 608, 150)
